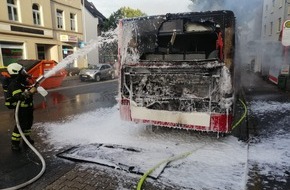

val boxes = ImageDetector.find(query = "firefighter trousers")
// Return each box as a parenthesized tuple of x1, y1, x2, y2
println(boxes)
(11, 107, 34, 144)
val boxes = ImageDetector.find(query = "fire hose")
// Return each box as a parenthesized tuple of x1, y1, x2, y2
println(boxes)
(0, 40, 98, 189)
(136, 98, 248, 190)
(0, 77, 47, 190)
(137, 151, 193, 190)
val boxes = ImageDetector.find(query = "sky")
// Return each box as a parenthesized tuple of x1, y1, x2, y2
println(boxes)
(36, 101, 290, 189)
(90, 0, 192, 17)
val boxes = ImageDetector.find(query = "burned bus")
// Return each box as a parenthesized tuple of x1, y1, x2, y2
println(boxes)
(118, 11, 236, 133)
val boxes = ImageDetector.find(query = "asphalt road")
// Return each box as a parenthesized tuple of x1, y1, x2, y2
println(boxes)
(242, 73, 290, 190)
(0, 78, 178, 190)
(0, 74, 289, 189)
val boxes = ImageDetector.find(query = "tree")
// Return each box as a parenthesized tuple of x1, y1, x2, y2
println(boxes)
(99, 7, 146, 63)
(103, 7, 146, 32)
(98, 29, 118, 63)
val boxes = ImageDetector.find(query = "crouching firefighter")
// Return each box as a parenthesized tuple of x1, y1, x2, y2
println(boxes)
(6, 63, 37, 151)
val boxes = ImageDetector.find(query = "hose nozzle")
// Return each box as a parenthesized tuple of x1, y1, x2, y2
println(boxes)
(34, 75, 46, 87)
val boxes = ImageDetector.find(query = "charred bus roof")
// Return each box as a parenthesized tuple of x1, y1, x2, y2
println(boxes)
(120, 10, 235, 33)
(120, 10, 235, 62)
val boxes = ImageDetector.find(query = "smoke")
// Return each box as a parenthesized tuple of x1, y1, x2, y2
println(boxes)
(189, 0, 263, 41)
(189, 0, 265, 74)
(190, 0, 225, 11)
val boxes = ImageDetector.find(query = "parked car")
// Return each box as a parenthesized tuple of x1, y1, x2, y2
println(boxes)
(65, 67, 80, 76)
(79, 63, 115, 82)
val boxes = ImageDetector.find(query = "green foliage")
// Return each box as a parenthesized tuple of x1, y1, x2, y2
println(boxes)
(98, 29, 118, 63)
(100, 7, 146, 63)
(103, 6, 146, 31)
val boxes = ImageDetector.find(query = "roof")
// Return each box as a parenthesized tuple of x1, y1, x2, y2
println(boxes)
(83, 0, 107, 24)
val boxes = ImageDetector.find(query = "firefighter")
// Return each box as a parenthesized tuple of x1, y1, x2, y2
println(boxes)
(7, 63, 37, 151)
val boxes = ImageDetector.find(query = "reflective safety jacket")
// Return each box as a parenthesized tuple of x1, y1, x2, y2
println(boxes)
(1, 74, 16, 109)
(7, 77, 33, 108)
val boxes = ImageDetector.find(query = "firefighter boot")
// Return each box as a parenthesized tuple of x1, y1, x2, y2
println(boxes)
(11, 141, 21, 151)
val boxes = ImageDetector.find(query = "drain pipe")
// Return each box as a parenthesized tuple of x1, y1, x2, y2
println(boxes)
(0, 76, 47, 190)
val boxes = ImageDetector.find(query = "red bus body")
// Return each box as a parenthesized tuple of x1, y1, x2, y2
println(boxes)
(118, 11, 236, 133)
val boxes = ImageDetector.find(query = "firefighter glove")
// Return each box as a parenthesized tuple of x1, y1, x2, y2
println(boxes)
(29, 87, 37, 94)
(22, 90, 31, 99)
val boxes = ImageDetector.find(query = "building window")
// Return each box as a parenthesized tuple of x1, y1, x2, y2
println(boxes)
(56, 9, 63, 29)
(32, 4, 41, 25)
(278, 18, 282, 32)
(70, 13, 76, 31)
(270, 22, 273, 35)
(7, 0, 18, 21)
(0, 44, 23, 66)
(37, 45, 45, 60)
(264, 25, 267, 36)
(62, 46, 73, 59)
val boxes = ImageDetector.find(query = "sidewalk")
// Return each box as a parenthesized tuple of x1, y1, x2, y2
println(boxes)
(0, 76, 172, 190)
(2, 71, 289, 190)
(242, 71, 289, 101)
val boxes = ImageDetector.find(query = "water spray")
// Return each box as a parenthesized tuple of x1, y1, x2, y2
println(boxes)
(33, 39, 99, 97)
(0, 39, 99, 190)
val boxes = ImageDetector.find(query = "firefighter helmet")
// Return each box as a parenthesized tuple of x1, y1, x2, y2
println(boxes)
(7, 63, 23, 75)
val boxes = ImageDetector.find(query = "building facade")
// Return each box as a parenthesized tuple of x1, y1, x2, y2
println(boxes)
(262, 0, 288, 41)
(0, 0, 88, 68)
(256, 0, 290, 81)
(82, 0, 104, 65)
